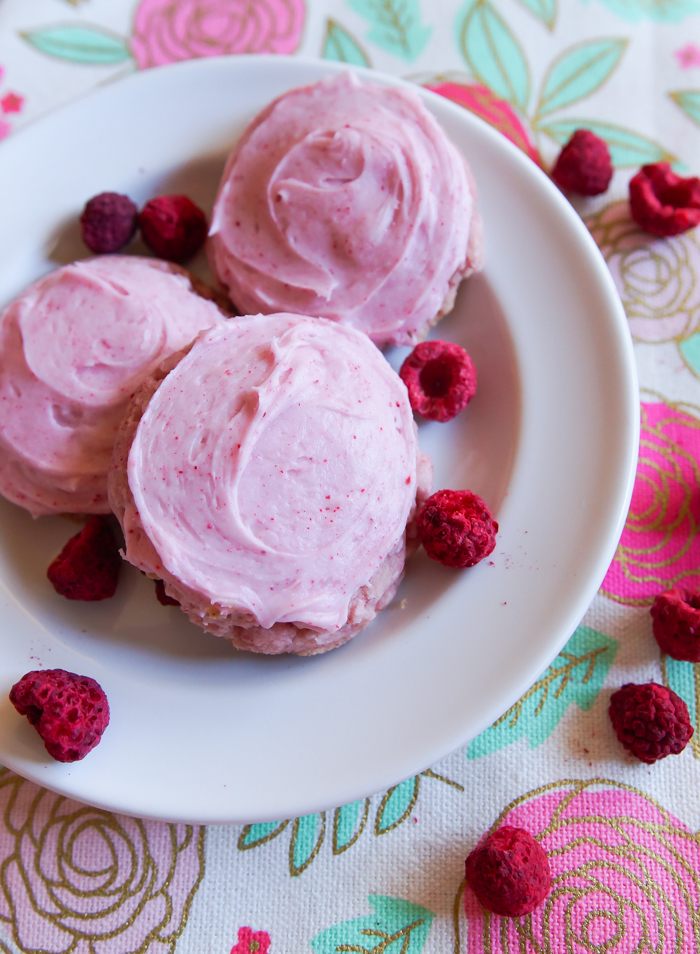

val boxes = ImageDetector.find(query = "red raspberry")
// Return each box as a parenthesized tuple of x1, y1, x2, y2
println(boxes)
(629, 163, 700, 237)
(465, 826, 551, 917)
(551, 129, 613, 196)
(155, 578, 179, 606)
(139, 195, 208, 262)
(10, 669, 109, 762)
(651, 588, 700, 662)
(609, 682, 693, 763)
(80, 192, 138, 254)
(47, 516, 121, 601)
(399, 340, 476, 422)
(418, 488, 497, 568)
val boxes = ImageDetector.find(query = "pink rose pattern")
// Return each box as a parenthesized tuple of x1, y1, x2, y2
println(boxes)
(130, 0, 305, 67)
(601, 399, 700, 604)
(460, 779, 700, 954)
(0, 769, 204, 954)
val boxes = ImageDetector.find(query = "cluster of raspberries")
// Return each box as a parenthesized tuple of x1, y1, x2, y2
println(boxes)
(80, 191, 208, 262)
(551, 129, 700, 237)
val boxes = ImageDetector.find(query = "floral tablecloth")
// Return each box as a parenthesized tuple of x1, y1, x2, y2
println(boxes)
(1, 0, 700, 952)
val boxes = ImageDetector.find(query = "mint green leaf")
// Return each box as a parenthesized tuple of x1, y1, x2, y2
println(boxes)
(680, 333, 700, 377)
(670, 90, 700, 128)
(458, 0, 531, 112)
(662, 657, 700, 759)
(347, 0, 432, 62)
(333, 798, 370, 853)
(311, 895, 434, 954)
(514, 0, 557, 29)
(467, 626, 619, 759)
(323, 18, 371, 65)
(375, 777, 420, 834)
(237, 819, 289, 850)
(289, 812, 325, 876)
(536, 38, 627, 118)
(537, 118, 675, 166)
(21, 24, 132, 65)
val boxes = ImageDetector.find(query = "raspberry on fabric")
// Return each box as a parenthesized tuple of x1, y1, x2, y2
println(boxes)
(651, 588, 700, 662)
(609, 682, 693, 763)
(465, 826, 551, 917)
(10, 669, 110, 762)
(47, 516, 121, 601)
(139, 194, 208, 262)
(551, 129, 613, 196)
(417, 488, 497, 568)
(629, 163, 700, 236)
(155, 578, 179, 606)
(80, 192, 139, 254)
(399, 340, 476, 422)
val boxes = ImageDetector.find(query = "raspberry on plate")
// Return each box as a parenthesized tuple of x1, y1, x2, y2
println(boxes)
(609, 682, 693, 763)
(399, 340, 476, 422)
(47, 516, 122, 601)
(417, 488, 497, 568)
(629, 163, 700, 236)
(10, 669, 110, 762)
(551, 129, 613, 196)
(139, 194, 208, 262)
(465, 826, 551, 917)
(155, 578, 179, 606)
(651, 587, 700, 662)
(80, 192, 138, 254)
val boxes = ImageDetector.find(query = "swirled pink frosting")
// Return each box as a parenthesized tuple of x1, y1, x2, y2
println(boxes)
(208, 72, 477, 347)
(0, 256, 224, 516)
(124, 314, 418, 631)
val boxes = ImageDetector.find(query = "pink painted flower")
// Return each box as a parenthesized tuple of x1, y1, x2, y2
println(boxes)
(231, 925, 271, 953)
(601, 400, 700, 605)
(0, 92, 23, 114)
(0, 770, 204, 954)
(588, 201, 700, 344)
(131, 0, 305, 68)
(462, 779, 700, 953)
(675, 42, 700, 68)
(425, 81, 542, 166)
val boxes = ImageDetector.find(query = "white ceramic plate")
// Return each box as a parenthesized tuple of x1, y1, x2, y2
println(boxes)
(0, 56, 638, 824)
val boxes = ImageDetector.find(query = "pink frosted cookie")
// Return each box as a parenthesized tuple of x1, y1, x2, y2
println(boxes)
(0, 256, 226, 517)
(208, 72, 482, 349)
(109, 313, 432, 655)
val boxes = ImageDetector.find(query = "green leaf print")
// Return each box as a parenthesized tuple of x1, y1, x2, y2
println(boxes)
(323, 19, 371, 65)
(238, 819, 289, 850)
(311, 896, 434, 954)
(467, 626, 619, 759)
(535, 38, 627, 119)
(580, 0, 700, 24)
(346, 0, 432, 62)
(20, 24, 132, 65)
(513, 0, 557, 30)
(289, 812, 326, 876)
(537, 118, 675, 166)
(333, 798, 371, 853)
(374, 777, 420, 834)
(458, 0, 531, 112)
(670, 90, 700, 128)
(662, 656, 700, 758)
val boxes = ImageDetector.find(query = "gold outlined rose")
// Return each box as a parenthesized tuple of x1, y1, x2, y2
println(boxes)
(0, 770, 204, 954)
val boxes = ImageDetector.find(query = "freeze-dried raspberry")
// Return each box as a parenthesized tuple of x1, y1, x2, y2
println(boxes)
(80, 192, 138, 254)
(418, 488, 497, 568)
(47, 516, 121, 601)
(10, 669, 109, 762)
(139, 195, 208, 262)
(399, 340, 476, 422)
(651, 587, 700, 662)
(609, 682, 693, 763)
(155, 578, 179, 606)
(465, 826, 551, 917)
(551, 129, 613, 196)
(629, 163, 700, 237)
